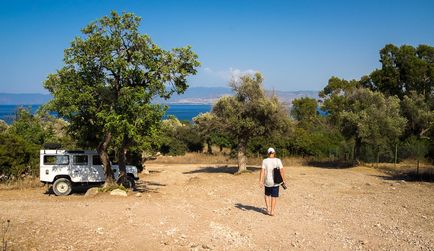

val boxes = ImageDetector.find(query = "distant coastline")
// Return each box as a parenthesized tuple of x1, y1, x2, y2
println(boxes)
(0, 104, 212, 124)
(0, 87, 319, 105)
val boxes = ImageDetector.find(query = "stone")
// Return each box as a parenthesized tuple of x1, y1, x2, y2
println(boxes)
(84, 187, 99, 197)
(110, 189, 128, 197)
(202, 244, 212, 249)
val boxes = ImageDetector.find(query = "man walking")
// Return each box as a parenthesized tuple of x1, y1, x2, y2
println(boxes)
(259, 147, 285, 216)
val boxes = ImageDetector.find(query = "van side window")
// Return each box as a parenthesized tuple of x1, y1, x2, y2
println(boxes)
(73, 155, 88, 165)
(44, 155, 69, 165)
(92, 155, 103, 165)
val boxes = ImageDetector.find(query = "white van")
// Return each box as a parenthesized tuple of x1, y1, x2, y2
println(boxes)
(40, 149, 139, 196)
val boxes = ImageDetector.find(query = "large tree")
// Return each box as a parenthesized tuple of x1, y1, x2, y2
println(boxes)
(322, 85, 406, 160)
(44, 11, 200, 185)
(211, 73, 289, 173)
(361, 44, 434, 99)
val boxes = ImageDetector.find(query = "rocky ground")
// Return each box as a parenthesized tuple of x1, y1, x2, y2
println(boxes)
(0, 162, 433, 250)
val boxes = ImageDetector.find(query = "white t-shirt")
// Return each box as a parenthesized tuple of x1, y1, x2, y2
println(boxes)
(262, 157, 283, 187)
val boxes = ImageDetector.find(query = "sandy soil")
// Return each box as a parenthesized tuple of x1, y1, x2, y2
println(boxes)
(0, 162, 433, 250)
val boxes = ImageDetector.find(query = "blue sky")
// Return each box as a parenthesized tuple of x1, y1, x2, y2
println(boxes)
(0, 0, 433, 93)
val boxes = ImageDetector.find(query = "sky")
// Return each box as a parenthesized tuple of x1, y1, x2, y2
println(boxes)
(0, 0, 433, 93)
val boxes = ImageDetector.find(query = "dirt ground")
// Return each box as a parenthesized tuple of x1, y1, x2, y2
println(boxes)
(1, 161, 433, 251)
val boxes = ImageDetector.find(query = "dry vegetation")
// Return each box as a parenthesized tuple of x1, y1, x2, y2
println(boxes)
(150, 151, 306, 167)
(0, 176, 42, 191)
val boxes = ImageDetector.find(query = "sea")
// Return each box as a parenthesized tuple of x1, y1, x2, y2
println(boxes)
(0, 104, 212, 124)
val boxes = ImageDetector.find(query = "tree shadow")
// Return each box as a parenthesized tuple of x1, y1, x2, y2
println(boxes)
(372, 169, 434, 183)
(135, 180, 166, 193)
(183, 165, 261, 174)
(306, 160, 356, 169)
(148, 170, 162, 174)
(234, 203, 267, 215)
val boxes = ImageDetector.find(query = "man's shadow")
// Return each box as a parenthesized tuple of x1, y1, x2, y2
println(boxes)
(234, 203, 267, 215)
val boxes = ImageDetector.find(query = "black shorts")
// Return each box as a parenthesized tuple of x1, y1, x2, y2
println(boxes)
(265, 186, 279, 197)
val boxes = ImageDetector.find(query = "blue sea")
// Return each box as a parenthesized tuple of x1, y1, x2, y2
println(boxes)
(0, 104, 212, 124)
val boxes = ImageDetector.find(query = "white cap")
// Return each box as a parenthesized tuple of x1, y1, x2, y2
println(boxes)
(267, 147, 275, 154)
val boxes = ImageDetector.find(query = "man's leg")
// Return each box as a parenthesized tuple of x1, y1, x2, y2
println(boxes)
(270, 197, 277, 216)
(264, 195, 271, 214)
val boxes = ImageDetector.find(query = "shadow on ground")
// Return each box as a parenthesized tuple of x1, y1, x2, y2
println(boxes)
(183, 165, 261, 174)
(43, 184, 102, 196)
(43, 180, 166, 195)
(306, 160, 356, 169)
(373, 169, 434, 183)
(234, 203, 267, 215)
(135, 180, 166, 193)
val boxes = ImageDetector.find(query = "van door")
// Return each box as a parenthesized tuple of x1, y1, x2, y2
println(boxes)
(91, 155, 105, 182)
(70, 155, 91, 182)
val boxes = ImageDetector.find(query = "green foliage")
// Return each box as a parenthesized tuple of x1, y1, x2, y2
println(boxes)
(400, 91, 434, 138)
(0, 120, 7, 133)
(7, 108, 50, 145)
(361, 44, 434, 99)
(157, 117, 204, 155)
(320, 78, 408, 162)
(0, 132, 39, 179)
(213, 73, 290, 142)
(343, 88, 406, 146)
(291, 97, 318, 122)
(399, 136, 430, 161)
(176, 124, 203, 152)
(319, 76, 359, 125)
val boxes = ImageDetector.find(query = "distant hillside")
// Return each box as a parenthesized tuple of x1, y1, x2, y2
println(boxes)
(154, 87, 319, 104)
(0, 93, 52, 105)
(0, 87, 319, 105)
(153, 87, 233, 104)
(265, 90, 319, 105)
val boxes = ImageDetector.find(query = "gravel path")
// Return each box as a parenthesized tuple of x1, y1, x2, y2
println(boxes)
(0, 163, 433, 250)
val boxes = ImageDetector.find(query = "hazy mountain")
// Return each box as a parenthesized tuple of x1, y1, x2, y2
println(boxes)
(156, 87, 319, 104)
(152, 87, 233, 104)
(0, 93, 52, 105)
(0, 87, 319, 105)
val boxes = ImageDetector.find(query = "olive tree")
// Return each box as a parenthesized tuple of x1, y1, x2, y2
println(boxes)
(44, 11, 200, 185)
(211, 73, 289, 173)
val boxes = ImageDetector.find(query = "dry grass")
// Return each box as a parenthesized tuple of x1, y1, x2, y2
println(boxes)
(148, 152, 306, 167)
(149, 152, 237, 165)
(0, 177, 42, 190)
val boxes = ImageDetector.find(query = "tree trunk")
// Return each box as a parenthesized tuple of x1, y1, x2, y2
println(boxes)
(117, 137, 128, 184)
(206, 138, 213, 154)
(376, 145, 380, 168)
(141, 151, 150, 174)
(354, 137, 362, 164)
(236, 138, 247, 173)
(97, 132, 115, 186)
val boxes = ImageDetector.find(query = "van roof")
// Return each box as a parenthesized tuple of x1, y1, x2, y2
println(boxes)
(40, 149, 98, 155)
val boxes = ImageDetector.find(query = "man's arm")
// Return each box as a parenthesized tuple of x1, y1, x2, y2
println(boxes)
(259, 168, 265, 187)
(279, 167, 285, 183)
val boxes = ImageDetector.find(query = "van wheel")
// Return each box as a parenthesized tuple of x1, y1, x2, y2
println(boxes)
(53, 178, 72, 196)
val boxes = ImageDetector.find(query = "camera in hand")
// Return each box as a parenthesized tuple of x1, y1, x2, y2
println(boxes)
(281, 182, 287, 190)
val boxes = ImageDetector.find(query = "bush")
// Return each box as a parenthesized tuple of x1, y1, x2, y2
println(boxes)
(0, 133, 39, 179)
